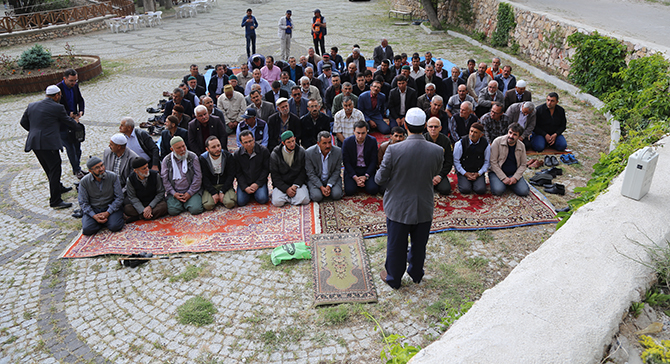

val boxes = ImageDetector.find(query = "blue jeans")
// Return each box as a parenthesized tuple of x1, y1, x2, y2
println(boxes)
(60, 130, 82, 174)
(237, 184, 269, 206)
(530, 134, 567, 152)
(82, 207, 124, 236)
(384, 219, 432, 289)
(246, 34, 256, 58)
(373, 119, 391, 134)
(489, 173, 529, 196)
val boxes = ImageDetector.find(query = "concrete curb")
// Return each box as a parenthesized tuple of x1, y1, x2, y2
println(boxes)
(446, 30, 620, 151)
(411, 136, 670, 363)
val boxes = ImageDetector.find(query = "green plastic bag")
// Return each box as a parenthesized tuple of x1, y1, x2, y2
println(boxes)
(271, 242, 312, 265)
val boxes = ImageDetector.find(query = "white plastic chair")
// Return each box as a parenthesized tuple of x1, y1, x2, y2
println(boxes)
(105, 19, 121, 33)
(127, 15, 139, 31)
(153, 10, 162, 25)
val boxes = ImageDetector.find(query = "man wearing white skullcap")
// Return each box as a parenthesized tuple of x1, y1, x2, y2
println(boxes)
(375, 108, 444, 290)
(20, 85, 80, 209)
(103, 133, 139, 191)
(503, 79, 531, 111)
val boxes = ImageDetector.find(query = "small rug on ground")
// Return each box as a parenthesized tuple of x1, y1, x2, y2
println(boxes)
(61, 203, 318, 258)
(319, 175, 558, 237)
(311, 231, 378, 306)
(526, 147, 571, 156)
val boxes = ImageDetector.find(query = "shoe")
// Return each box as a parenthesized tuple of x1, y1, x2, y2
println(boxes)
(146, 107, 161, 113)
(550, 156, 560, 166)
(71, 209, 83, 218)
(540, 167, 563, 177)
(543, 183, 565, 195)
(555, 206, 571, 213)
(60, 186, 73, 194)
(380, 270, 398, 289)
(569, 154, 579, 165)
(544, 155, 553, 167)
(76, 170, 87, 179)
(51, 202, 73, 209)
(560, 154, 571, 164)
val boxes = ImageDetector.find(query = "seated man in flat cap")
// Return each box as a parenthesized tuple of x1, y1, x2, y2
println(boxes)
(269, 131, 310, 207)
(200, 136, 237, 210)
(124, 157, 168, 222)
(160, 136, 204, 216)
(102, 133, 138, 191)
(79, 157, 125, 235)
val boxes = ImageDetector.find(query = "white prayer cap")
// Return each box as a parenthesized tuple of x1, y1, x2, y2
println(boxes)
(46, 85, 60, 95)
(110, 133, 128, 145)
(516, 80, 527, 88)
(405, 107, 427, 127)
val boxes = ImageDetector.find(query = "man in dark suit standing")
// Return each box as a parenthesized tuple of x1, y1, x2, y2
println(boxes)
(21, 85, 79, 209)
(342, 121, 379, 196)
(375, 108, 443, 289)
(56, 68, 86, 179)
(373, 38, 394, 68)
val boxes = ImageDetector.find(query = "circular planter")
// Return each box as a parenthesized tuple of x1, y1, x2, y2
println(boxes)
(0, 55, 102, 96)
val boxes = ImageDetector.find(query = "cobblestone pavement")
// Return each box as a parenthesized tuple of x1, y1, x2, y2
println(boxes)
(0, 0, 607, 362)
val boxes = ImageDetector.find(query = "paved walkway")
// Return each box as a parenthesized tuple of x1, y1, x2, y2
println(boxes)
(0, 1, 467, 363)
(509, 0, 670, 53)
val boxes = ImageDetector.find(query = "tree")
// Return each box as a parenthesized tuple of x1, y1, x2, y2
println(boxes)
(143, 0, 156, 12)
(421, 0, 443, 30)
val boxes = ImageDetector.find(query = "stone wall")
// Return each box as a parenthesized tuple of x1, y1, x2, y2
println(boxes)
(391, 0, 660, 77)
(0, 16, 111, 48)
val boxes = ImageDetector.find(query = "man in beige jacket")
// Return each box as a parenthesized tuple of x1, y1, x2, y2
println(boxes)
(489, 123, 529, 196)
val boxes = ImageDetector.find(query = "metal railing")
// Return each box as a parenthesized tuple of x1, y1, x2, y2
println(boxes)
(0, 0, 135, 33)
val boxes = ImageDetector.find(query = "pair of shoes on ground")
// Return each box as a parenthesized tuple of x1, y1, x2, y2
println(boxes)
(543, 183, 565, 195)
(544, 155, 560, 167)
(527, 159, 544, 169)
(560, 154, 579, 165)
(60, 186, 73, 194)
(71, 209, 83, 218)
(540, 167, 563, 178)
(380, 269, 421, 289)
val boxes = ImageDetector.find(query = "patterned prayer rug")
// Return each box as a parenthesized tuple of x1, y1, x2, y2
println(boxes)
(61, 203, 318, 258)
(311, 232, 378, 306)
(318, 176, 558, 238)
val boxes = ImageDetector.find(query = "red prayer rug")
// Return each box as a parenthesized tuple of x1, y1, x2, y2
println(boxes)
(318, 177, 558, 238)
(61, 203, 318, 258)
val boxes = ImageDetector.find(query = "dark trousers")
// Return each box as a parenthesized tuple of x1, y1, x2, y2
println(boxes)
(60, 130, 81, 174)
(82, 206, 124, 236)
(344, 166, 379, 196)
(246, 34, 256, 58)
(313, 37, 325, 55)
(34, 149, 63, 206)
(385, 219, 432, 289)
(124, 200, 168, 222)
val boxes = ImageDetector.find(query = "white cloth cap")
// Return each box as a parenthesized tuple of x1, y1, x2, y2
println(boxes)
(110, 133, 128, 145)
(516, 80, 527, 88)
(405, 107, 427, 127)
(46, 85, 60, 95)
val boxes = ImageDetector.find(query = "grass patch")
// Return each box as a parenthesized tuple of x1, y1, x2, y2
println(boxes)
(258, 253, 307, 274)
(169, 263, 207, 283)
(443, 231, 469, 248)
(257, 327, 305, 352)
(475, 230, 494, 244)
(465, 257, 489, 270)
(366, 237, 387, 255)
(318, 305, 352, 326)
(176, 296, 217, 326)
(425, 256, 485, 318)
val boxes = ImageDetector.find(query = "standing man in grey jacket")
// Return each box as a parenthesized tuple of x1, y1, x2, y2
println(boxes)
(278, 10, 293, 61)
(375, 108, 443, 289)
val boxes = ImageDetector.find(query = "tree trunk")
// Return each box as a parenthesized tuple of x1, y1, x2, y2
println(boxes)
(421, 0, 442, 30)
(143, 0, 155, 12)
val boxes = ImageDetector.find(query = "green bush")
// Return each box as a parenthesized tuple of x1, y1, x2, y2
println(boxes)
(603, 53, 670, 134)
(18, 44, 53, 70)
(491, 3, 516, 47)
(176, 296, 217, 326)
(457, 0, 474, 26)
(566, 32, 627, 98)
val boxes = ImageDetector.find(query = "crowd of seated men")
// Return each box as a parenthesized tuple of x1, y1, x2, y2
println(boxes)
(81, 41, 570, 235)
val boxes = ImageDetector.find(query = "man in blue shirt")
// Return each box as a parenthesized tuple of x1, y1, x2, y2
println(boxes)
(241, 8, 258, 58)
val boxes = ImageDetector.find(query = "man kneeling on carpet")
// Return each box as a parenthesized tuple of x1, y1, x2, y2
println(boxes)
(489, 123, 530, 197)
(235, 130, 271, 206)
(200, 136, 237, 210)
(305, 131, 343, 202)
(270, 131, 310, 207)
(124, 157, 168, 222)
(453, 122, 490, 195)
(79, 157, 125, 236)
(160, 136, 204, 216)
